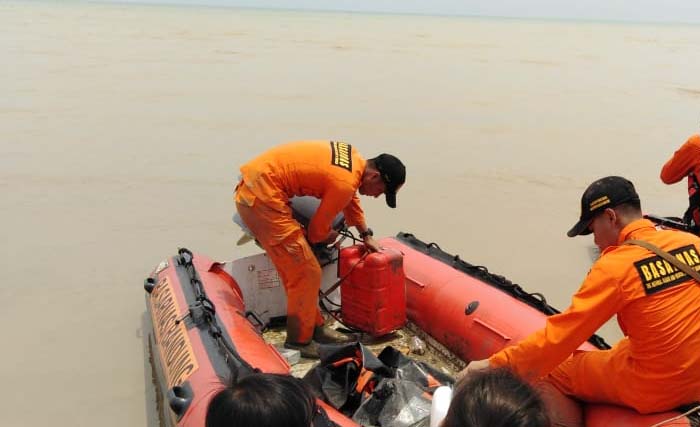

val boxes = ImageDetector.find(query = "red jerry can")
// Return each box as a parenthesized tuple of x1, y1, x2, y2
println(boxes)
(337, 245, 406, 336)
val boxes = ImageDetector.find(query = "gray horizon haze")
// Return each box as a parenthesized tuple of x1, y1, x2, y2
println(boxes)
(84, 0, 700, 23)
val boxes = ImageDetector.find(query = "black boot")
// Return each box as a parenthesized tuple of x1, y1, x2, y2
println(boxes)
(284, 340, 320, 359)
(313, 325, 358, 344)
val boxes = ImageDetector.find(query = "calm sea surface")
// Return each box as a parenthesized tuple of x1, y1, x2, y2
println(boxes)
(2, 1, 700, 425)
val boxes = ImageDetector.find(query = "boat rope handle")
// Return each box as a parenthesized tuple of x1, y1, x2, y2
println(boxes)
(177, 248, 255, 376)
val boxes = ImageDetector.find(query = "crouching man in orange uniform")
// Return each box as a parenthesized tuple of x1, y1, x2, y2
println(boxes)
(235, 140, 405, 358)
(461, 176, 700, 425)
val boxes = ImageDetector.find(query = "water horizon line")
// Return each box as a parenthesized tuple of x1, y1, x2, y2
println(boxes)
(25, 0, 700, 27)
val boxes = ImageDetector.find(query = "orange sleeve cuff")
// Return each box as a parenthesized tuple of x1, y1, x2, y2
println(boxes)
(488, 351, 508, 368)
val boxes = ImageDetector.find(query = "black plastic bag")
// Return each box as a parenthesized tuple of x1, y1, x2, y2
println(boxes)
(304, 343, 453, 427)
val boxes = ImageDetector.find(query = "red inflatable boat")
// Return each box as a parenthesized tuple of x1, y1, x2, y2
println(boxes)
(143, 233, 694, 427)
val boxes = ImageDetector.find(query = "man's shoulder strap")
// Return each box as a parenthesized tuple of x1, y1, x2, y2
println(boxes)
(623, 239, 700, 283)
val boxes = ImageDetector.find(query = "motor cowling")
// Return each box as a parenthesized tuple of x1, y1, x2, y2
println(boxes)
(233, 196, 347, 262)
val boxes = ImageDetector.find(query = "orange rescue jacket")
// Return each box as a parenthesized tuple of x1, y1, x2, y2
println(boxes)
(660, 134, 700, 187)
(490, 219, 700, 407)
(236, 140, 367, 243)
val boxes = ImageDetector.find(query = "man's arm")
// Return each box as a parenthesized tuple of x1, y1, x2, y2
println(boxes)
(485, 263, 624, 380)
(307, 191, 353, 244)
(342, 193, 367, 230)
(661, 136, 700, 184)
(356, 226, 381, 253)
(342, 193, 381, 252)
(456, 359, 490, 380)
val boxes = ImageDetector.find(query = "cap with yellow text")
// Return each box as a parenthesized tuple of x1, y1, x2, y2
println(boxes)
(567, 176, 640, 237)
(373, 154, 406, 208)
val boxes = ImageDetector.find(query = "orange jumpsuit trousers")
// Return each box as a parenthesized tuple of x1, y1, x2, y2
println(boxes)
(235, 186, 324, 344)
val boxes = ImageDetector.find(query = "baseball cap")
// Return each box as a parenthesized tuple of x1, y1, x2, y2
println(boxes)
(373, 154, 405, 208)
(567, 176, 640, 237)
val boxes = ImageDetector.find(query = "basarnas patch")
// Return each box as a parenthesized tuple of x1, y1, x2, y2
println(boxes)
(633, 244, 700, 295)
(330, 141, 352, 172)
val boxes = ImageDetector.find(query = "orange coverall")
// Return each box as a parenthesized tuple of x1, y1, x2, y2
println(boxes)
(235, 141, 368, 344)
(661, 134, 700, 228)
(490, 219, 700, 413)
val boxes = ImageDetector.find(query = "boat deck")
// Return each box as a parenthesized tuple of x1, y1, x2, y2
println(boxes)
(262, 320, 465, 378)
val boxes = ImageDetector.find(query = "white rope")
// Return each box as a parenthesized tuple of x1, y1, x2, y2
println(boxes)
(648, 405, 700, 427)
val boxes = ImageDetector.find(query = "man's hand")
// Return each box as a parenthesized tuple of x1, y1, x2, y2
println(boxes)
(363, 235, 382, 253)
(323, 230, 340, 245)
(456, 359, 491, 381)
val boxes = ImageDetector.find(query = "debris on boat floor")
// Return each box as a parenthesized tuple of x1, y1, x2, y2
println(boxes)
(262, 320, 465, 378)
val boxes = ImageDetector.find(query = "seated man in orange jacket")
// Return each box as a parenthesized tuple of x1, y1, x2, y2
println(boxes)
(235, 140, 406, 358)
(461, 176, 700, 425)
(661, 134, 700, 234)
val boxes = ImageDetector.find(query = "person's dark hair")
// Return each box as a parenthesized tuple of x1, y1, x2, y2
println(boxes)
(205, 373, 316, 427)
(614, 200, 642, 216)
(441, 368, 549, 427)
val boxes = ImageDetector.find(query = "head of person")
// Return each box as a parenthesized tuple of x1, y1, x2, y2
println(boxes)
(441, 368, 549, 427)
(567, 176, 643, 251)
(360, 153, 406, 208)
(205, 373, 317, 427)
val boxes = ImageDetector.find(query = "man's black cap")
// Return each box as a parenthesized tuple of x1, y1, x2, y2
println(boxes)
(567, 176, 640, 237)
(374, 153, 405, 208)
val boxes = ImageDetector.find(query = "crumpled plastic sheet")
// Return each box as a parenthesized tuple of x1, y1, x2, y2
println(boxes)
(353, 379, 432, 427)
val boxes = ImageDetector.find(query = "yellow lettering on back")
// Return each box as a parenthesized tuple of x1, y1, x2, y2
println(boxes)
(683, 251, 694, 266)
(662, 259, 676, 274)
(690, 248, 700, 264)
(649, 263, 661, 279)
(655, 260, 667, 276)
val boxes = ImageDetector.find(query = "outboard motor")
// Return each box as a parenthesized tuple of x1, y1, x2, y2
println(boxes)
(233, 196, 347, 263)
(289, 196, 346, 232)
